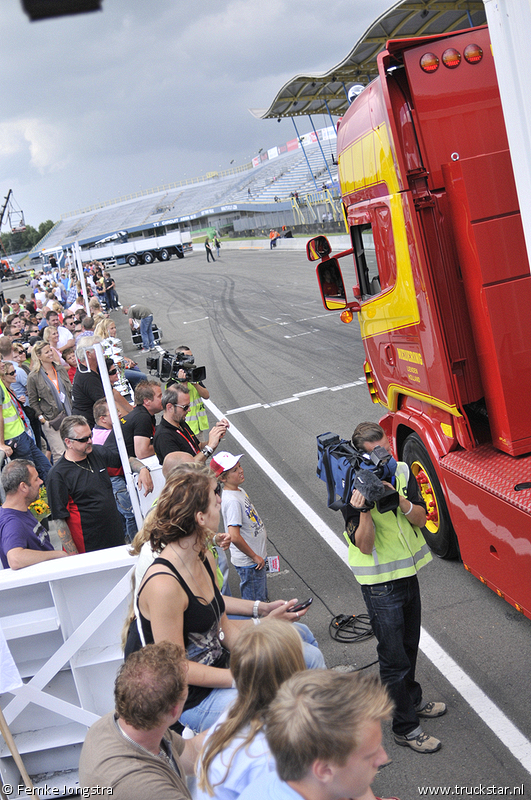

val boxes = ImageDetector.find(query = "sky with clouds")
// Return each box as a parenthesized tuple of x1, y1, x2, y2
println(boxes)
(0, 0, 390, 226)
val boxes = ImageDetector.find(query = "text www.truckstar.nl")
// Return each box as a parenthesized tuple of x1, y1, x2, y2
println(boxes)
(418, 786, 524, 796)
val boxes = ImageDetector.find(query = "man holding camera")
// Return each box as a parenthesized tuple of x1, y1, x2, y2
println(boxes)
(342, 422, 446, 754)
(153, 384, 228, 466)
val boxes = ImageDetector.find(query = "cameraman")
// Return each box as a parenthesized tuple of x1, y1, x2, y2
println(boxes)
(166, 345, 209, 443)
(341, 422, 446, 755)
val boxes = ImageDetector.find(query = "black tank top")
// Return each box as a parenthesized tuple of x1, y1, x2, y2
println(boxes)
(132, 555, 229, 711)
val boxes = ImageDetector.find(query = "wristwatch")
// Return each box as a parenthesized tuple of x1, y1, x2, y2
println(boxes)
(202, 445, 214, 457)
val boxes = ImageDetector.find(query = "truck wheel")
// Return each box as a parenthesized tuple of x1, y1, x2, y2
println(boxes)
(142, 252, 154, 264)
(159, 249, 170, 261)
(402, 433, 458, 559)
(127, 255, 138, 267)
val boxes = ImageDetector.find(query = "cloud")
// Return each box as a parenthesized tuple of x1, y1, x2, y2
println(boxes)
(0, 118, 68, 173)
(0, 0, 391, 224)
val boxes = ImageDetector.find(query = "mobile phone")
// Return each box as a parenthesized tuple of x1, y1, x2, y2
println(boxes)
(290, 598, 313, 613)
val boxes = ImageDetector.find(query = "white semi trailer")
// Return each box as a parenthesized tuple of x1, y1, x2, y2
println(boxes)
(81, 229, 192, 266)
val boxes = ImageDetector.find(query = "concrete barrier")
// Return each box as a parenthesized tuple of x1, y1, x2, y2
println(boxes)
(218, 235, 351, 252)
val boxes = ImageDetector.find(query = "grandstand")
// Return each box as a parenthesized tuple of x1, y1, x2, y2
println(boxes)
(29, 128, 341, 264)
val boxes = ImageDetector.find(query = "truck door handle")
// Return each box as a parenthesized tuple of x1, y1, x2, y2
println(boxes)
(384, 344, 395, 366)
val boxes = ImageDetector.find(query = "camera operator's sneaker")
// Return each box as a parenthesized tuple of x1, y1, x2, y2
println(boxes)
(416, 701, 447, 718)
(394, 729, 441, 753)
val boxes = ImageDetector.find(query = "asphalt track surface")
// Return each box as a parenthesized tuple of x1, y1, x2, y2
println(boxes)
(44, 247, 531, 796)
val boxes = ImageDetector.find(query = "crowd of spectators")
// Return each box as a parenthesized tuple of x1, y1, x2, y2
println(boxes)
(0, 263, 446, 799)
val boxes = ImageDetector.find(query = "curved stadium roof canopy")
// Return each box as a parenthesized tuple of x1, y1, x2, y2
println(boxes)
(250, 0, 486, 121)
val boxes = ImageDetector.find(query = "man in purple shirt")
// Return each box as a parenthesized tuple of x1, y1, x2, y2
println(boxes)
(0, 459, 71, 570)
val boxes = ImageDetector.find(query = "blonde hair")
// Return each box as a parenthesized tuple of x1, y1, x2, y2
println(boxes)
(266, 671, 392, 781)
(30, 339, 58, 372)
(94, 317, 115, 339)
(42, 326, 58, 344)
(198, 620, 306, 795)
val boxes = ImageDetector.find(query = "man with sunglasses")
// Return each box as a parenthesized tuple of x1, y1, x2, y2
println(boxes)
(46, 415, 152, 553)
(153, 384, 229, 466)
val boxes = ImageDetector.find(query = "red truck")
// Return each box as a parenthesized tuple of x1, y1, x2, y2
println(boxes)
(309, 25, 531, 619)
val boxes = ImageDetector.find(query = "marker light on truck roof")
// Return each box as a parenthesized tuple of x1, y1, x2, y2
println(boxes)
(463, 43, 483, 64)
(420, 52, 439, 73)
(442, 48, 461, 69)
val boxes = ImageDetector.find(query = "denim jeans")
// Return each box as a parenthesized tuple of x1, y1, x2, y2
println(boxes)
(10, 431, 52, 481)
(110, 475, 137, 543)
(139, 315, 155, 350)
(179, 686, 238, 733)
(235, 564, 268, 602)
(124, 367, 147, 388)
(361, 575, 422, 736)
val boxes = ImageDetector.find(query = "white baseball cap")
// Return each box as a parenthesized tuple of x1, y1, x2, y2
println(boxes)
(210, 451, 243, 476)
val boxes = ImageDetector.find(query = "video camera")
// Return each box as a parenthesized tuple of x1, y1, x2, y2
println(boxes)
(316, 432, 399, 514)
(145, 350, 206, 384)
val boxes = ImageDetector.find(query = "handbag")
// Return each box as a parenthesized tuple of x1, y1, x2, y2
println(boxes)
(48, 409, 66, 431)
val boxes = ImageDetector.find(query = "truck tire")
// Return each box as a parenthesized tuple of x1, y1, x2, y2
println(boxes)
(127, 254, 139, 267)
(142, 252, 154, 264)
(402, 432, 459, 559)
(176, 246, 184, 259)
(159, 249, 170, 261)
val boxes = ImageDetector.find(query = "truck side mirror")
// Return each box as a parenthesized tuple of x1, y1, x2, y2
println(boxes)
(317, 259, 349, 310)
(307, 236, 332, 261)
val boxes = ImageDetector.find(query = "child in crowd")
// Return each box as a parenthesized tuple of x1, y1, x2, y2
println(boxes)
(212, 451, 268, 602)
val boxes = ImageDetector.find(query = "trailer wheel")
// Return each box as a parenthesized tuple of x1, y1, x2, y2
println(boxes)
(142, 252, 154, 264)
(402, 433, 458, 559)
(127, 254, 138, 267)
(159, 249, 170, 261)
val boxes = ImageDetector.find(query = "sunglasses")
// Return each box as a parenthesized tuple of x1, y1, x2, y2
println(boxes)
(69, 434, 93, 443)
(214, 481, 223, 497)
(108, 368, 118, 376)
(3, 370, 15, 377)
(174, 403, 190, 412)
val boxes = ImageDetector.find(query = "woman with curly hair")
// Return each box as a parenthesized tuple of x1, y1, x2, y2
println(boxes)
(125, 464, 240, 733)
(196, 620, 305, 799)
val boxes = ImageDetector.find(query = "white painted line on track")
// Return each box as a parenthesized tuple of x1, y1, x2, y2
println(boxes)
(183, 317, 209, 324)
(420, 630, 531, 773)
(330, 381, 365, 391)
(293, 387, 329, 397)
(225, 403, 262, 415)
(283, 331, 315, 339)
(205, 397, 531, 775)
(266, 397, 300, 407)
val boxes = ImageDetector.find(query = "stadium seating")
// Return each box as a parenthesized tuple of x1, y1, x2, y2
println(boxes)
(30, 139, 339, 257)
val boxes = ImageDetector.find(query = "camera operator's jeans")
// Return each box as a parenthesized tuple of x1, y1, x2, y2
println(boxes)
(235, 564, 268, 602)
(139, 315, 155, 350)
(361, 575, 423, 736)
